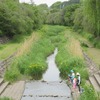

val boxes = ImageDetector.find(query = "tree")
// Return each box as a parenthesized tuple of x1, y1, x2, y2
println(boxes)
(73, 7, 83, 31)
(37, 4, 49, 23)
(64, 4, 79, 26)
(0, 0, 43, 37)
(83, 0, 100, 37)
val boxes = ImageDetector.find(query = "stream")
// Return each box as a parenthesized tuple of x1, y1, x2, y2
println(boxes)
(43, 48, 61, 82)
(21, 48, 72, 100)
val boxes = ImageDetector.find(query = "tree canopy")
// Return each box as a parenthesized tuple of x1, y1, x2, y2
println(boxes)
(0, 0, 43, 37)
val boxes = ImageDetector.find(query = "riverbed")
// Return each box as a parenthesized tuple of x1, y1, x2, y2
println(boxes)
(21, 48, 72, 100)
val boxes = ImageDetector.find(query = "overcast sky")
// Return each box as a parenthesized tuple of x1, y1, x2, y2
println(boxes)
(19, 0, 68, 7)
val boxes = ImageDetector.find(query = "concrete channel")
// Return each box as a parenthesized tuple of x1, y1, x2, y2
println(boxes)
(21, 48, 72, 100)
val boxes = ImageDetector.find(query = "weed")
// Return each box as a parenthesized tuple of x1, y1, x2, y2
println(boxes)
(0, 97, 13, 100)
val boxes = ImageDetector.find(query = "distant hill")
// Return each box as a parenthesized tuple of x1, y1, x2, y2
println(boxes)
(50, 0, 80, 9)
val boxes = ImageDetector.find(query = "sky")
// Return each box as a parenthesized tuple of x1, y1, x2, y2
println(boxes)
(19, 0, 68, 7)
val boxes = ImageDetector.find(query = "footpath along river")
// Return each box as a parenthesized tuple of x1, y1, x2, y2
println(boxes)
(21, 48, 72, 100)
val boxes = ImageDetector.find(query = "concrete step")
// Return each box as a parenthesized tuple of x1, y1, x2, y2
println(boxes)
(1, 81, 25, 100)
(89, 77, 100, 92)
(0, 82, 9, 95)
(94, 74, 100, 86)
(0, 78, 3, 85)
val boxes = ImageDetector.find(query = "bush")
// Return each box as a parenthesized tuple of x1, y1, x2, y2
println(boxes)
(26, 64, 45, 79)
(93, 38, 100, 48)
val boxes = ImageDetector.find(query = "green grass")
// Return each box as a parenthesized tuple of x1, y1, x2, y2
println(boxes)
(3, 25, 99, 99)
(4, 25, 66, 82)
(0, 34, 30, 60)
(86, 48, 100, 67)
(68, 28, 100, 68)
(0, 43, 20, 60)
(0, 97, 13, 100)
(79, 84, 100, 100)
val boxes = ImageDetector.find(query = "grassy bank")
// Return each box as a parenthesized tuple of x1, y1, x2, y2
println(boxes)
(55, 30, 88, 83)
(4, 25, 66, 82)
(3, 25, 99, 100)
(55, 29, 100, 100)
(0, 34, 31, 60)
(0, 97, 13, 100)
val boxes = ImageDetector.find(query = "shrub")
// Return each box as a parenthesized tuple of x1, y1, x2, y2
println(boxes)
(26, 64, 45, 79)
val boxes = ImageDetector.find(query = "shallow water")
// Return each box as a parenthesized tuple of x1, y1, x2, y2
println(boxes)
(43, 48, 61, 82)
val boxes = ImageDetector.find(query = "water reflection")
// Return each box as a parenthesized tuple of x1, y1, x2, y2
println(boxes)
(43, 48, 61, 82)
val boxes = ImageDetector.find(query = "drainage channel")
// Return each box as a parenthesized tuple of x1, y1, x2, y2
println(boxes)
(21, 48, 72, 100)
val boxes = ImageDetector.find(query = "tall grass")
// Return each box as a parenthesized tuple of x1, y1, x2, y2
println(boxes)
(0, 33, 32, 60)
(4, 25, 66, 82)
(56, 30, 89, 85)
(16, 32, 39, 57)
(79, 85, 100, 100)
(0, 97, 13, 100)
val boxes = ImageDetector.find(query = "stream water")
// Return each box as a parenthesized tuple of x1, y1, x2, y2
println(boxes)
(21, 48, 72, 100)
(43, 48, 61, 82)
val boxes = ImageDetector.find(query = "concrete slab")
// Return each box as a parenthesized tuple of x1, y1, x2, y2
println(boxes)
(1, 81, 25, 100)
(21, 81, 72, 100)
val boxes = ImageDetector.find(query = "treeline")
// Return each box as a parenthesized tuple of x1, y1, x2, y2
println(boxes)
(39, 0, 100, 47)
(43, 0, 80, 25)
(0, 0, 42, 37)
(0, 0, 100, 45)
(74, 0, 100, 37)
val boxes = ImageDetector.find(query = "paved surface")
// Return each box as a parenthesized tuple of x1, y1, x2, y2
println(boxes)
(21, 80, 72, 100)
(1, 81, 25, 100)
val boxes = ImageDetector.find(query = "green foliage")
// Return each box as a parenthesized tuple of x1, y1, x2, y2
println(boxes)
(55, 29, 89, 82)
(50, 1, 62, 9)
(26, 64, 45, 79)
(73, 7, 83, 31)
(0, 0, 43, 37)
(93, 37, 100, 48)
(80, 85, 98, 100)
(80, 32, 94, 41)
(56, 47, 88, 80)
(4, 65, 21, 83)
(46, 11, 64, 25)
(83, 0, 100, 37)
(4, 25, 66, 81)
(12, 38, 54, 80)
(64, 4, 79, 26)
(37, 4, 49, 23)
(0, 97, 13, 100)
(46, 0, 80, 25)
